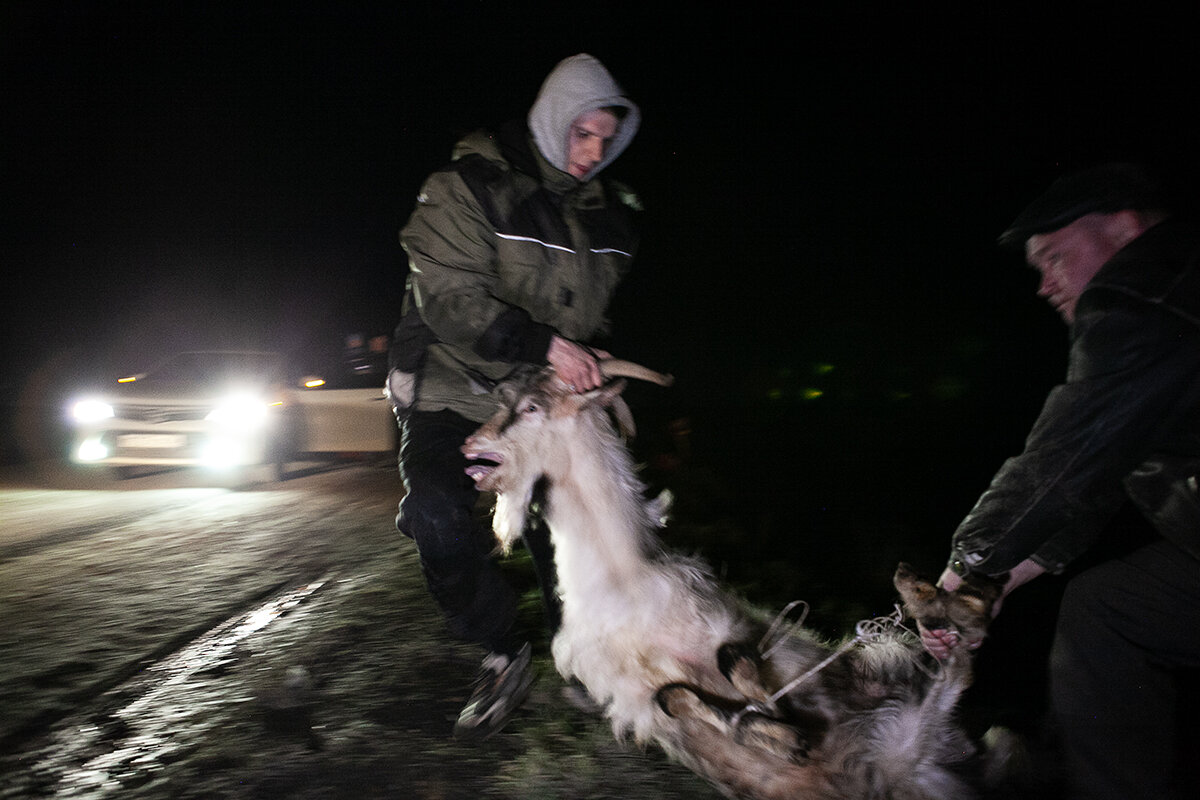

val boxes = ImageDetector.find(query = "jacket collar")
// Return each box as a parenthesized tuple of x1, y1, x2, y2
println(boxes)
(497, 120, 601, 201)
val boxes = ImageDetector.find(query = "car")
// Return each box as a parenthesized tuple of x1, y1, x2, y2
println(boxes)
(277, 358, 398, 476)
(67, 350, 396, 481)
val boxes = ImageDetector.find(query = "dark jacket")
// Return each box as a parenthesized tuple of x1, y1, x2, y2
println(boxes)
(393, 54, 641, 423)
(950, 219, 1200, 577)
(395, 122, 639, 422)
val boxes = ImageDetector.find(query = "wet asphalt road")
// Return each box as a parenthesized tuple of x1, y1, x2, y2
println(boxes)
(0, 461, 719, 800)
(1, 461, 401, 742)
(0, 461, 399, 794)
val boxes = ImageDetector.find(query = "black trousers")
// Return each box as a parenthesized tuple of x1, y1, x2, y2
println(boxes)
(395, 409, 560, 656)
(1050, 537, 1200, 799)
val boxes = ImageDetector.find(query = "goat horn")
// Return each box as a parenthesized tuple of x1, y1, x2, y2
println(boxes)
(598, 359, 674, 387)
(610, 395, 637, 440)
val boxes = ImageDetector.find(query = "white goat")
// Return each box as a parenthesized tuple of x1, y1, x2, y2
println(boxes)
(462, 362, 991, 800)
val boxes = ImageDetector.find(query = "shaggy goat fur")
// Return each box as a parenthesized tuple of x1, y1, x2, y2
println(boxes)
(463, 365, 994, 799)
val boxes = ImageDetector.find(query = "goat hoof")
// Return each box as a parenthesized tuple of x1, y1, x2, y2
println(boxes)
(717, 643, 758, 681)
(718, 642, 778, 710)
(655, 684, 691, 717)
(656, 683, 704, 719)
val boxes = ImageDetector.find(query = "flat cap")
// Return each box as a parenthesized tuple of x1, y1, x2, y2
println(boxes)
(998, 163, 1164, 247)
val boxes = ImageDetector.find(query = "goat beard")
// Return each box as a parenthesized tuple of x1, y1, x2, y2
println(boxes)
(490, 474, 539, 552)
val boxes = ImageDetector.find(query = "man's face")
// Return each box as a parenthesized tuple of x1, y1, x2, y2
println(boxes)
(1025, 214, 1126, 323)
(566, 108, 619, 180)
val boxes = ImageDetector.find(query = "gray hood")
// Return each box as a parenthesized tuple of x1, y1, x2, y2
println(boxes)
(527, 54, 640, 181)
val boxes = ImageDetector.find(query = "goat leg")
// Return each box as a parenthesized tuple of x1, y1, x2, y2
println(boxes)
(656, 684, 811, 764)
(655, 684, 831, 799)
(717, 643, 778, 711)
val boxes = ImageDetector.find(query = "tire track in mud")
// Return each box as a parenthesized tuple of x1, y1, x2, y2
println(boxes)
(0, 572, 336, 797)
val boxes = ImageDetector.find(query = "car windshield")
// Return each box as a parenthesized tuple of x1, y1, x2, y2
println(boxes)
(145, 352, 283, 384)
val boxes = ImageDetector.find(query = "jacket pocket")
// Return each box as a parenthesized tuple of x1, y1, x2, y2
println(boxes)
(1125, 456, 1200, 561)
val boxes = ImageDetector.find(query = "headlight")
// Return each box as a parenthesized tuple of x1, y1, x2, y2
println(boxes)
(72, 399, 114, 423)
(76, 437, 109, 461)
(205, 395, 271, 429)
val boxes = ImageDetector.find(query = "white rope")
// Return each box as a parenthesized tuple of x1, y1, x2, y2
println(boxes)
(758, 599, 810, 660)
(854, 603, 906, 641)
(733, 602, 929, 725)
(765, 638, 858, 705)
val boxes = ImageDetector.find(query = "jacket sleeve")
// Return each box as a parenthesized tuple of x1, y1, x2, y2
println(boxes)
(950, 291, 1200, 577)
(400, 168, 555, 364)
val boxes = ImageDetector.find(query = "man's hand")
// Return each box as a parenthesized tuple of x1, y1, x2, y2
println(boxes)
(547, 335, 610, 392)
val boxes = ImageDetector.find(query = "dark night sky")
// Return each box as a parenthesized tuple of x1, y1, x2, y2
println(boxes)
(4, 3, 1199, 448)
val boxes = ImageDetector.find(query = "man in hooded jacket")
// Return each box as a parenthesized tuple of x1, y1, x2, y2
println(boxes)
(388, 54, 642, 740)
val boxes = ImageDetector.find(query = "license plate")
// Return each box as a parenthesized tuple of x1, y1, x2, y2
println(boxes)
(117, 434, 187, 449)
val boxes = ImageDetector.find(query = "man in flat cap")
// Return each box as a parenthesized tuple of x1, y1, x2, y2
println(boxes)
(920, 163, 1200, 799)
